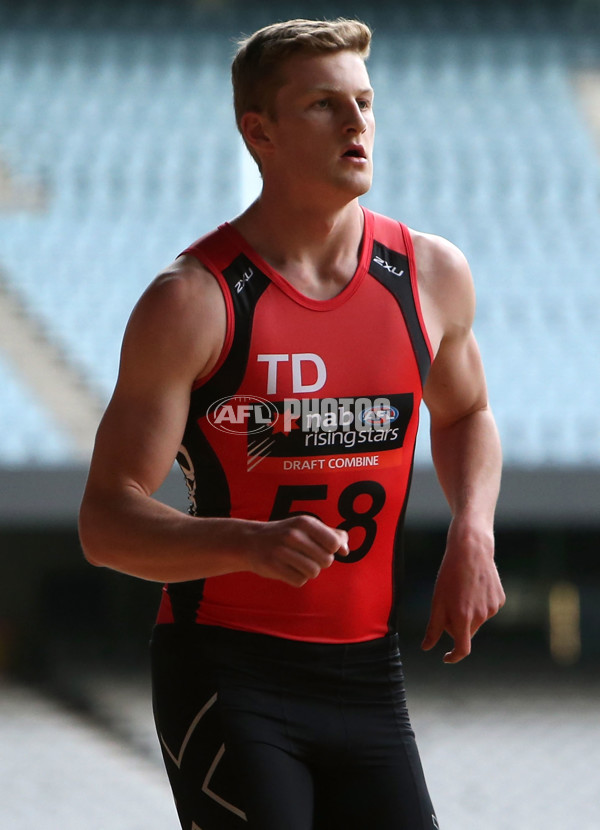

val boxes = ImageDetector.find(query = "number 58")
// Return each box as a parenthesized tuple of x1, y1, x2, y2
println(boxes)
(269, 481, 386, 563)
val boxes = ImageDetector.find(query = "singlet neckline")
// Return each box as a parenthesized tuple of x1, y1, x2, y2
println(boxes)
(221, 206, 374, 312)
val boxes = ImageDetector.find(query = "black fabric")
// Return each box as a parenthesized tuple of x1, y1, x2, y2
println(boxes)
(189, 253, 271, 417)
(369, 241, 432, 390)
(167, 255, 271, 621)
(151, 624, 439, 830)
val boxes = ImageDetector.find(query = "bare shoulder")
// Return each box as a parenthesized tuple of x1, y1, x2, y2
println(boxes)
(408, 229, 476, 353)
(122, 253, 227, 383)
(410, 228, 468, 272)
(131, 254, 224, 331)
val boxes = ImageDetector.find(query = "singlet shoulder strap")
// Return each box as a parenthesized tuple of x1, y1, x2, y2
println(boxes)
(367, 211, 433, 390)
(182, 225, 272, 412)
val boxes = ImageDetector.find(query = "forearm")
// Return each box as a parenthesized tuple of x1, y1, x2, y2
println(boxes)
(79, 482, 348, 588)
(423, 405, 505, 662)
(78, 485, 253, 583)
(430, 404, 502, 530)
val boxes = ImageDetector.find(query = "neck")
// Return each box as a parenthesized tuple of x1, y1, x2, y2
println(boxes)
(231, 192, 365, 298)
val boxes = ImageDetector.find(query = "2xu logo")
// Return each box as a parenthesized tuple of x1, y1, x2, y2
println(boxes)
(372, 254, 404, 277)
(206, 395, 277, 435)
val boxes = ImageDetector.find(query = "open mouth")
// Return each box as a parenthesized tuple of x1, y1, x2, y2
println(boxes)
(342, 146, 366, 159)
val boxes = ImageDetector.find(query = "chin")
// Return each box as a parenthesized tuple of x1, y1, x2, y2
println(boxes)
(341, 175, 372, 198)
(349, 165, 372, 190)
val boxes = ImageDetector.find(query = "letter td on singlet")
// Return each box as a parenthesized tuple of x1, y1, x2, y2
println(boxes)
(292, 354, 326, 393)
(257, 353, 327, 394)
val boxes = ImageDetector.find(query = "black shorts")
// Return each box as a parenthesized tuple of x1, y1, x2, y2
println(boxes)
(150, 624, 439, 830)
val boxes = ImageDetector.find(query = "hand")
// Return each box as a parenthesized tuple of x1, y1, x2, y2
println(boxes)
(246, 515, 349, 587)
(421, 518, 505, 663)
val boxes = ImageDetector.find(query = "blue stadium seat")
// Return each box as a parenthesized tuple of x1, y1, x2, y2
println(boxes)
(1, 11, 599, 467)
(0, 357, 75, 465)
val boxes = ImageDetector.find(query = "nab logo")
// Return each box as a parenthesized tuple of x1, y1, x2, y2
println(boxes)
(361, 404, 399, 428)
(207, 395, 278, 435)
(373, 254, 404, 278)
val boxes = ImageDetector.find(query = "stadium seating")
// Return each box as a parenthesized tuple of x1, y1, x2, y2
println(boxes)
(0, 355, 74, 465)
(1, 1, 599, 467)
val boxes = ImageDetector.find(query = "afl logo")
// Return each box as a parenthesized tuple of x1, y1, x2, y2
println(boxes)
(361, 405, 399, 428)
(207, 395, 278, 435)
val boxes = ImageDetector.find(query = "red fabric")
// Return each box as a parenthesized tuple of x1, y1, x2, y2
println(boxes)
(157, 209, 432, 642)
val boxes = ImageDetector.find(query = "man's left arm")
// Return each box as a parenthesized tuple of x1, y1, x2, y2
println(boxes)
(418, 238, 505, 663)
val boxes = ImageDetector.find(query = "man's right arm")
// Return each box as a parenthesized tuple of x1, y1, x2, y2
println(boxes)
(78, 259, 348, 587)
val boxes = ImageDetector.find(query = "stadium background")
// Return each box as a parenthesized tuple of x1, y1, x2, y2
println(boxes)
(1, 0, 599, 827)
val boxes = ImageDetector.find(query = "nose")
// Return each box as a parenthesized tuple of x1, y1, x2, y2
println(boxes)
(344, 101, 367, 134)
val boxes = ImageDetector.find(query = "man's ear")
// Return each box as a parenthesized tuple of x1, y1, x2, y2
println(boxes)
(240, 111, 274, 161)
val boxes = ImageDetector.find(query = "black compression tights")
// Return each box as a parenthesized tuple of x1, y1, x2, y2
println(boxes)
(231, 740, 438, 830)
(151, 624, 439, 830)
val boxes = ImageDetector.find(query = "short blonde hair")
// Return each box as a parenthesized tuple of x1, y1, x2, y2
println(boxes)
(232, 18, 372, 163)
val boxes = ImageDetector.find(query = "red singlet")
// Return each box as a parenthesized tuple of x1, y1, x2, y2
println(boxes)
(156, 208, 433, 642)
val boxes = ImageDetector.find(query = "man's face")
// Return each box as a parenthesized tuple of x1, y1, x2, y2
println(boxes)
(263, 50, 375, 201)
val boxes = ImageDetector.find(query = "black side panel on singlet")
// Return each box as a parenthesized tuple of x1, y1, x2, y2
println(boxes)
(369, 242, 432, 389)
(368, 241, 430, 634)
(167, 254, 271, 624)
(184, 252, 272, 515)
(191, 254, 272, 418)
(386, 457, 415, 634)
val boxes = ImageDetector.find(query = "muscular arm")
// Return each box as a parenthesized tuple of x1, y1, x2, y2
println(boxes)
(414, 234, 505, 663)
(79, 259, 347, 587)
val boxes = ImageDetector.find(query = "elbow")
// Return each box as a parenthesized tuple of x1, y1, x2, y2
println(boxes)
(78, 498, 110, 568)
(80, 543, 104, 568)
(78, 524, 103, 568)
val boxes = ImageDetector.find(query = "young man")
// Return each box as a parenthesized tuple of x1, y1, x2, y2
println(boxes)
(79, 18, 505, 830)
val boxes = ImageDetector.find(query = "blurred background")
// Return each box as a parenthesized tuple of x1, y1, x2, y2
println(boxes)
(0, 0, 599, 827)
